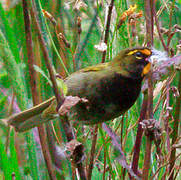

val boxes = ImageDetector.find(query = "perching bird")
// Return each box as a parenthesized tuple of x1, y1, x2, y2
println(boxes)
(8, 47, 153, 132)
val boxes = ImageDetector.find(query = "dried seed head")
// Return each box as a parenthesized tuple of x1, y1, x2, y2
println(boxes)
(42, 9, 57, 26)
(77, 17, 82, 34)
(128, 10, 143, 23)
(58, 33, 71, 48)
(117, 4, 137, 29)
(73, 0, 87, 11)
(170, 86, 180, 97)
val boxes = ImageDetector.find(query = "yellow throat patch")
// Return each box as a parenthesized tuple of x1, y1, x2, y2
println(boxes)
(141, 62, 151, 76)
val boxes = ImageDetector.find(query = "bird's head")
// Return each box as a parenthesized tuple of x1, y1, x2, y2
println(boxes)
(110, 47, 152, 79)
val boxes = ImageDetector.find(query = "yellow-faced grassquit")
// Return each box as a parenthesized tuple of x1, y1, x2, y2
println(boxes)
(8, 47, 153, 132)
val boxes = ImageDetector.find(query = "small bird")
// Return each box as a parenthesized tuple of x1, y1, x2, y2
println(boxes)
(8, 47, 153, 132)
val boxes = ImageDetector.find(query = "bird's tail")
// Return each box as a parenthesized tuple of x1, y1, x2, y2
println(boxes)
(7, 97, 57, 132)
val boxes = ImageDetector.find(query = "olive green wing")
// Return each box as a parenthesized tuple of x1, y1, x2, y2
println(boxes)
(65, 63, 111, 97)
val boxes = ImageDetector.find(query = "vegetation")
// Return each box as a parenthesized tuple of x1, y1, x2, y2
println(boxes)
(0, 0, 181, 179)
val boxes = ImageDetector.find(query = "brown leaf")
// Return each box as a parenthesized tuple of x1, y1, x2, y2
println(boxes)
(58, 96, 88, 116)
(140, 119, 162, 141)
(66, 139, 85, 164)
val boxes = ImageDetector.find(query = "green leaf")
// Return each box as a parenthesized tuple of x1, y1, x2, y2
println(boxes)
(34, 65, 52, 86)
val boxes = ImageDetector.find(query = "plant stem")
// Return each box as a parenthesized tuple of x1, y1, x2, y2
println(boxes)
(142, 1, 155, 179)
(167, 0, 176, 49)
(142, 136, 152, 180)
(144, 0, 154, 46)
(87, 125, 98, 180)
(131, 93, 148, 174)
(155, 14, 168, 52)
(169, 71, 181, 180)
(75, 9, 98, 68)
(22, 0, 56, 179)
(102, 0, 115, 63)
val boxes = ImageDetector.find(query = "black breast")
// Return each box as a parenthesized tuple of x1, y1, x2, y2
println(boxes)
(70, 73, 143, 124)
(99, 73, 142, 111)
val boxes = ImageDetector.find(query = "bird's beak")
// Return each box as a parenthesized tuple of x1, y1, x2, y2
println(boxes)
(141, 48, 169, 77)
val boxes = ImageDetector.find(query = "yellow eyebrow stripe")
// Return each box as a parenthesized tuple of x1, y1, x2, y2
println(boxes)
(127, 49, 151, 56)
(127, 50, 138, 55)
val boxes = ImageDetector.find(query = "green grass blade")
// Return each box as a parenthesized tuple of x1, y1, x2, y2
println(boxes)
(0, 3, 21, 63)
(0, 138, 12, 179)
(24, 132, 41, 179)
(9, 130, 21, 179)
(0, 28, 27, 110)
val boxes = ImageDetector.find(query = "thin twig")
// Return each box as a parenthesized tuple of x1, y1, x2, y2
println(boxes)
(167, 0, 176, 49)
(164, 82, 171, 152)
(144, 0, 154, 46)
(103, 146, 107, 180)
(151, 152, 181, 180)
(102, 0, 115, 63)
(169, 71, 181, 180)
(75, 9, 98, 68)
(31, 3, 64, 106)
(87, 125, 98, 180)
(155, 14, 168, 52)
(173, 158, 181, 180)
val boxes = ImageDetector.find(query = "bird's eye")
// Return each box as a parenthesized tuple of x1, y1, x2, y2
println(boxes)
(134, 51, 144, 59)
(135, 52, 142, 57)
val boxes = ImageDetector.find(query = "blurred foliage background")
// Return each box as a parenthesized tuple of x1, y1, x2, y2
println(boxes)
(0, 0, 181, 179)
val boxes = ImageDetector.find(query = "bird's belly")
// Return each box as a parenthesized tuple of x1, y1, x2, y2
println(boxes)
(69, 79, 141, 125)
